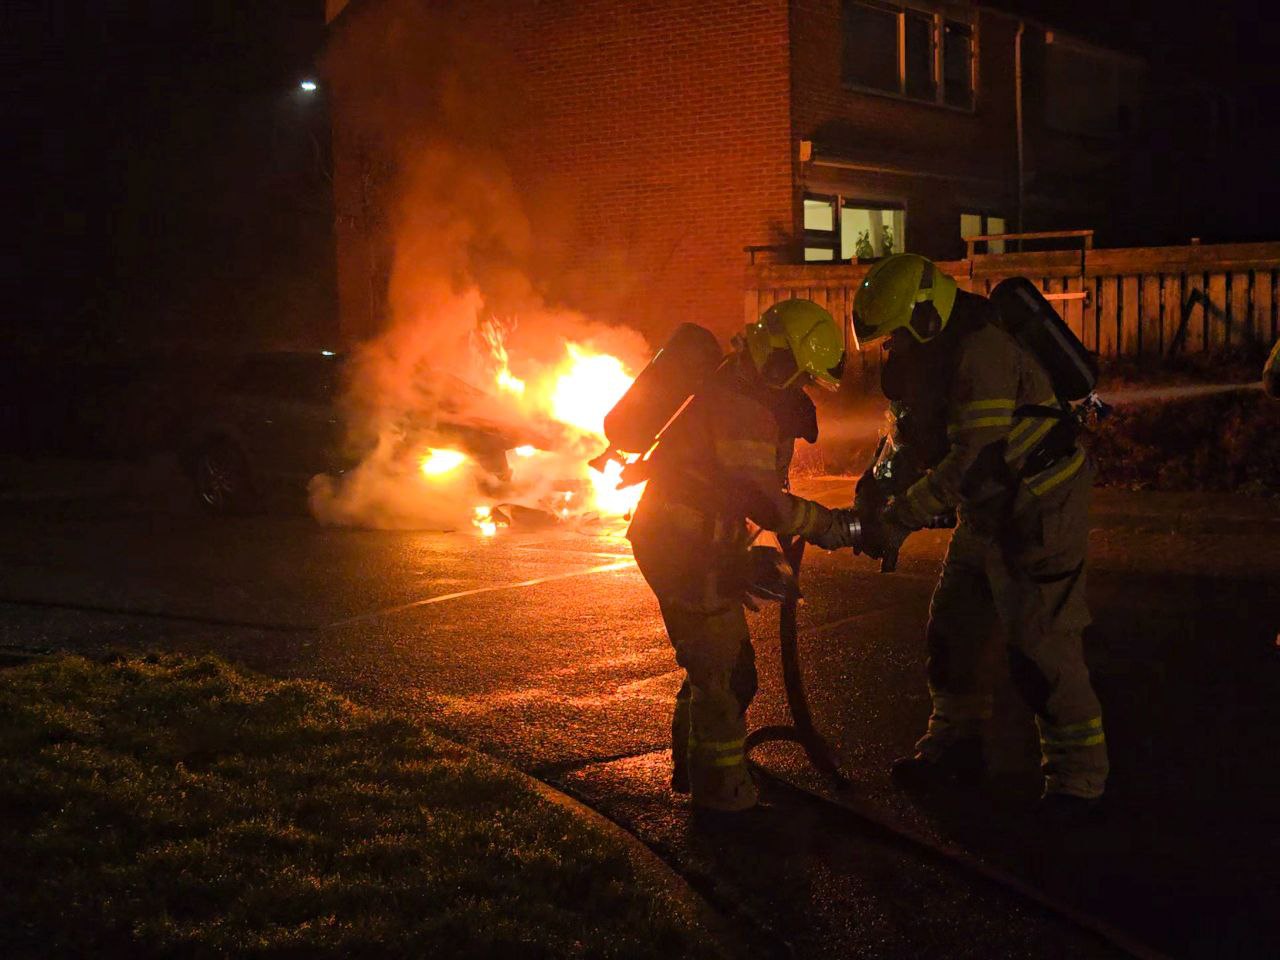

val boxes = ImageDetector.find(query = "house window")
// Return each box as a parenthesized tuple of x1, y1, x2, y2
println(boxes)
(960, 212, 1007, 254)
(942, 20, 974, 108)
(805, 194, 905, 262)
(841, 1, 976, 109)
(804, 196, 838, 261)
(841, 2, 899, 93)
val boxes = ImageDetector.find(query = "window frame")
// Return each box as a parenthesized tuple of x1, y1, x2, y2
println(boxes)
(840, 0, 978, 112)
(960, 211, 1007, 254)
(803, 192, 908, 264)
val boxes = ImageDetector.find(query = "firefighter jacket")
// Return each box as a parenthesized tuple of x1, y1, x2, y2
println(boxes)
(882, 290, 1085, 530)
(627, 357, 833, 563)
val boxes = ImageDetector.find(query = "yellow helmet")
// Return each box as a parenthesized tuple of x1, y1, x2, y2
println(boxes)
(744, 298, 846, 391)
(852, 254, 958, 346)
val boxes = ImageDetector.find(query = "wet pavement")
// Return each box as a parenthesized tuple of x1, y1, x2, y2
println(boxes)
(2, 467, 1278, 959)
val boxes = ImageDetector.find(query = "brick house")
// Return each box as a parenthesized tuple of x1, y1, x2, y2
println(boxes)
(324, 1, 1144, 345)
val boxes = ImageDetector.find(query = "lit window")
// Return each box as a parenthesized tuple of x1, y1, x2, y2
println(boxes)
(961, 213, 1007, 254)
(840, 2, 976, 109)
(804, 194, 904, 262)
(842, 205, 905, 260)
(804, 196, 838, 261)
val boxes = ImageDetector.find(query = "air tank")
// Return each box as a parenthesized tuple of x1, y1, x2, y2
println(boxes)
(990, 277, 1098, 401)
(602, 323, 723, 455)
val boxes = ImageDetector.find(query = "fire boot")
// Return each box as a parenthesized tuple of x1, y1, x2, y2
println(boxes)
(1036, 791, 1103, 826)
(687, 677, 758, 812)
(891, 737, 985, 789)
(670, 681, 691, 794)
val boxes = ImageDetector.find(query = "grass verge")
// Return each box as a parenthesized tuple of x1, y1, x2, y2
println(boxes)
(0, 654, 723, 959)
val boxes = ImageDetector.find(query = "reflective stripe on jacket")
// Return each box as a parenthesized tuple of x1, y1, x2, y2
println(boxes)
(634, 364, 832, 542)
(897, 320, 1083, 527)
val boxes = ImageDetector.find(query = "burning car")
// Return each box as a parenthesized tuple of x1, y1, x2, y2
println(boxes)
(183, 351, 518, 514)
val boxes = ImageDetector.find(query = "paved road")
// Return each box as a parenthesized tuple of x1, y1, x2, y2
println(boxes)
(2, 470, 1278, 959)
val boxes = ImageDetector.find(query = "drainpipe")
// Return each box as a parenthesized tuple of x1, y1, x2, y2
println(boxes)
(1015, 20, 1026, 249)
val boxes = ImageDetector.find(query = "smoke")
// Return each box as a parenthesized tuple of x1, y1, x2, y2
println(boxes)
(311, 2, 648, 530)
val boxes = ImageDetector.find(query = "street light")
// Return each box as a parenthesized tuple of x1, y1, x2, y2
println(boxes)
(299, 79, 318, 93)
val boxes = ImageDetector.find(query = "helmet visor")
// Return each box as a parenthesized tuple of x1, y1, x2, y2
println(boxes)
(810, 353, 845, 391)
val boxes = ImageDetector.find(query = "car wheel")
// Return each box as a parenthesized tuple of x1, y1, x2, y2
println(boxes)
(194, 439, 253, 514)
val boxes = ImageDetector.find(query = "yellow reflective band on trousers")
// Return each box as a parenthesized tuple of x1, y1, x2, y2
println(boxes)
(690, 737, 746, 768)
(1038, 715, 1105, 751)
(1027, 448, 1085, 496)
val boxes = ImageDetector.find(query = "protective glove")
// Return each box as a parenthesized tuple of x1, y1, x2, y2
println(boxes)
(743, 545, 800, 607)
(807, 507, 859, 551)
(861, 502, 916, 573)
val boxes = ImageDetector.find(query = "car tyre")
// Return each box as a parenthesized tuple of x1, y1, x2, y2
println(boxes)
(194, 438, 254, 514)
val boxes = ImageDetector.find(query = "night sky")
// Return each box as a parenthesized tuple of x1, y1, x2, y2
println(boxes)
(10, 2, 333, 357)
(8, 1, 1279, 358)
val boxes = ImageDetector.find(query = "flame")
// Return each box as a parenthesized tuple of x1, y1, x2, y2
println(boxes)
(478, 317, 526, 396)
(420, 448, 468, 476)
(587, 457, 640, 516)
(497, 369, 526, 396)
(551, 344, 634, 436)
(473, 505, 498, 537)
(471, 324, 646, 524)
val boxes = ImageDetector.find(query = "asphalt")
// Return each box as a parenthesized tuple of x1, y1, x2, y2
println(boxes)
(2, 462, 1278, 959)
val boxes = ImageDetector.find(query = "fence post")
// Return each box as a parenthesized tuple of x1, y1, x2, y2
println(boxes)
(1141, 275, 1162, 356)
(1098, 276, 1119, 356)
(1254, 270, 1275, 345)
(1121, 275, 1141, 356)
(1229, 272, 1250, 347)
(1184, 273, 1206, 353)
(1161, 274, 1183, 356)
(1207, 273, 1228, 349)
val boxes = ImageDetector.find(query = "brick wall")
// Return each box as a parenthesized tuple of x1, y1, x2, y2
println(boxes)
(789, 1, 1020, 260)
(502, 0, 795, 344)
(328, 0, 794, 347)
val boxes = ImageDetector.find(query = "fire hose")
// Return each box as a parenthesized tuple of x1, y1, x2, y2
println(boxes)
(744, 535, 849, 788)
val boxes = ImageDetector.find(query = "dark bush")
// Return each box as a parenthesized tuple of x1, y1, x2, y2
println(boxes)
(1085, 390, 1280, 494)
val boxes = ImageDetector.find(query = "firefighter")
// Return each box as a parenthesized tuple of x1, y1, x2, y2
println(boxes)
(1264, 336, 1280, 399)
(847, 254, 1108, 818)
(627, 299, 847, 812)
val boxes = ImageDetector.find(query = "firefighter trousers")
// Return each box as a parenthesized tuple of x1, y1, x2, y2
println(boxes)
(631, 534, 759, 811)
(920, 468, 1109, 799)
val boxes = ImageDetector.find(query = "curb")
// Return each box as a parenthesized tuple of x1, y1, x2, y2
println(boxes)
(525, 776, 748, 960)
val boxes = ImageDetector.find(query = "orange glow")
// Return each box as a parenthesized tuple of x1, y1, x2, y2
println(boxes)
(551, 344, 634, 436)
(473, 506, 499, 537)
(420, 448, 468, 476)
(473, 331, 645, 522)
(497, 369, 526, 396)
(587, 456, 642, 517)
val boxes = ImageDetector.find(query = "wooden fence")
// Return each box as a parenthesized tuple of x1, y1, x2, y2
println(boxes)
(746, 241, 1280, 389)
